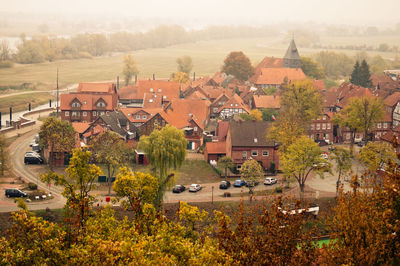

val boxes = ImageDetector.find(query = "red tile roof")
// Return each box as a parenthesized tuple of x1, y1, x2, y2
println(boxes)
(60, 93, 116, 111)
(217, 121, 229, 141)
(120, 108, 164, 123)
(163, 99, 210, 130)
(252, 95, 281, 109)
(77, 83, 116, 94)
(218, 94, 250, 113)
(254, 68, 306, 85)
(335, 83, 374, 108)
(205, 141, 226, 154)
(313, 80, 326, 91)
(384, 91, 400, 107)
(118, 80, 181, 101)
(72, 122, 91, 134)
(249, 57, 284, 83)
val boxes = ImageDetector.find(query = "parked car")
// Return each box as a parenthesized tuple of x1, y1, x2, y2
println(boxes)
(320, 153, 329, 160)
(32, 144, 41, 152)
(189, 184, 202, 192)
(24, 153, 43, 164)
(172, 185, 186, 193)
(328, 145, 336, 151)
(264, 177, 278, 185)
(5, 188, 27, 198)
(219, 180, 231, 189)
(233, 179, 246, 187)
(245, 180, 260, 187)
(357, 140, 366, 147)
(25, 151, 40, 157)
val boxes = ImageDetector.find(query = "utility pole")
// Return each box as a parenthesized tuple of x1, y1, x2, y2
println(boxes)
(56, 68, 59, 117)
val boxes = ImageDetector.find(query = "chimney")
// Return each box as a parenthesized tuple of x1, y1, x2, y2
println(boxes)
(135, 75, 137, 84)
(153, 73, 155, 80)
(193, 72, 196, 81)
(9, 107, 12, 122)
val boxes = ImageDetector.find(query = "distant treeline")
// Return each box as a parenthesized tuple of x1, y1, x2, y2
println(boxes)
(314, 43, 400, 53)
(0, 25, 278, 65)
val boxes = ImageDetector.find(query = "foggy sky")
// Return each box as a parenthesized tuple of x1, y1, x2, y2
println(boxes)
(2, 0, 400, 26)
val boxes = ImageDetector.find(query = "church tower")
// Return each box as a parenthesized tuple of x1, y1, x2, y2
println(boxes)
(283, 39, 301, 68)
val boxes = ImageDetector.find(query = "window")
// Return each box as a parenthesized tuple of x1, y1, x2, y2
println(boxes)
(316, 123, 320, 130)
(236, 165, 242, 170)
(235, 103, 238, 107)
(82, 111, 87, 117)
(71, 102, 81, 108)
(194, 126, 198, 131)
(136, 115, 141, 119)
(100, 111, 105, 116)
(242, 151, 247, 159)
(230, 103, 233, 107)
(327, 123, 331, 129)
(163, 96, 167, 99)
(83, 101, 87, 105)
(158, 88, 162, 92)
(97, 102, 106, 108)
(377, 123, 382, 129)
(311, 124, 314, 130)
(213, 107, 218, 113)
(384, 123, 388, 129)
(142, 115, 147, 119)
(322, 123, 326, 130)
(262, 150, 269, 156)
(93, 111, 97, 116)
(149, 99, 153, 103)
(322, 116, 326, 120)
(346, 133, 351, 140)
(72, 111, 80, 117)
(251, 150, 258, 156)
(325, 133, 330, 140)
(65, 111, 69, 116)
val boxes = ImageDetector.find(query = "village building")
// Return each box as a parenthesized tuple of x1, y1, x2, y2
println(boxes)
(218, 94, 250, 119)
(60, 83, 118, 123)
(226, 121, 279, 171)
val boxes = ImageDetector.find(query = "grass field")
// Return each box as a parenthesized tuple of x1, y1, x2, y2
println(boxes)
(1, 35, 399, 89)
(0, 92, 52, 113)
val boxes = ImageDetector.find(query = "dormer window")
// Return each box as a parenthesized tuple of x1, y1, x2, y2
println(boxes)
(158, 88, 162, 92)
(136, 115, 140, 119)
(83, 101, 87, 105)
(97, 101, 106, 108)
(142, 115, 147, 119)
(150, 88, 153, 92)
(149, 99, 153, 103)
(71, 102, 81, 108)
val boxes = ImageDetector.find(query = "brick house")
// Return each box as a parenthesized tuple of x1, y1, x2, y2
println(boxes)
(226, 121, 279, 171)
(204, 142, 226, 162)
(251, 95, 281, 110)
(60, 83, 118, 123)
(309, 113, 334, 143)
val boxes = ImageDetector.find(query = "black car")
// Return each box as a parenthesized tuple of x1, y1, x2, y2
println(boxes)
(5, 188, 27, 198)
(219, 180, 231, 189)
(172, 185, 186, 193)
(24, 153, 43, 164)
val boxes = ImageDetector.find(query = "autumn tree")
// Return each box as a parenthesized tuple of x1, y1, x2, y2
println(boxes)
(122, 54, 139, 85)
(358, 142, 396, 173)
(281, 136, 331, 194)
(300, 56, 325, 79)
(222, 51, 254, 81)
(330, 147, 352, 195)
(240, 158, 264, 197)
(218, 156, 234, 180)
(89, 130, 129, 195)
(268, 79, 322, 152)
(239, 109, 263, 121)
(41, 149, 101, 239)
(113, 167, 158, 215)
(39, 117, 76, 170)
(137, 125, 187, 207)
(176, 55, 193, 75)
(171, 71, 189, 84)
(261, 108, 279, 122)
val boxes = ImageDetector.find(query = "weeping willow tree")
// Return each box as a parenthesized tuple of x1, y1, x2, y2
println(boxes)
(138, 125, 187, 207)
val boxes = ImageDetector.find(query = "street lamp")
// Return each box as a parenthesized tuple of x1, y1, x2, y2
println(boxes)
(212, 186, 214, 204)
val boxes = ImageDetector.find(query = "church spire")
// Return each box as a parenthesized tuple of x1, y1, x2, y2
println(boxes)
(283, 38, 301, 68)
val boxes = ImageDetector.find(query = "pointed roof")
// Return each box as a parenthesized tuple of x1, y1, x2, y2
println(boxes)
(284, 39, 301, 61)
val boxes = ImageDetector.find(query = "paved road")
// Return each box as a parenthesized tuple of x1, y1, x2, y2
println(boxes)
(1, 113, 66, 212)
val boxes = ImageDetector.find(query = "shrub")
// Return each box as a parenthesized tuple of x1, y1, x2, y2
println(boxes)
(0, 60, 14, 68)
(28, 182, 38, 190)
(275, 187, 282, 193)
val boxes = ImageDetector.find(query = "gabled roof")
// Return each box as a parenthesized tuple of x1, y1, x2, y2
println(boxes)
(313, 80, 326, 91)
(72, 122, 91, 134)
(229, 121, 276, 147)
(335, 83, 374, 108)
(249, 57, 284, 83)
(118, 80, 181, 101)
(77, 83, 116, 94)
(205, 141, 226, 154)
(95, 111, 136, 137)
(163, 99, 210, 130)
(252, 95, 281, 109)
(60, 93, 115, 110)
(217, 121, 229, 141)
(384, 91, 400, 107)
(218, 94, 250, 113)
(120, 108, 164, 123)
(254, 68, 306, 85)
